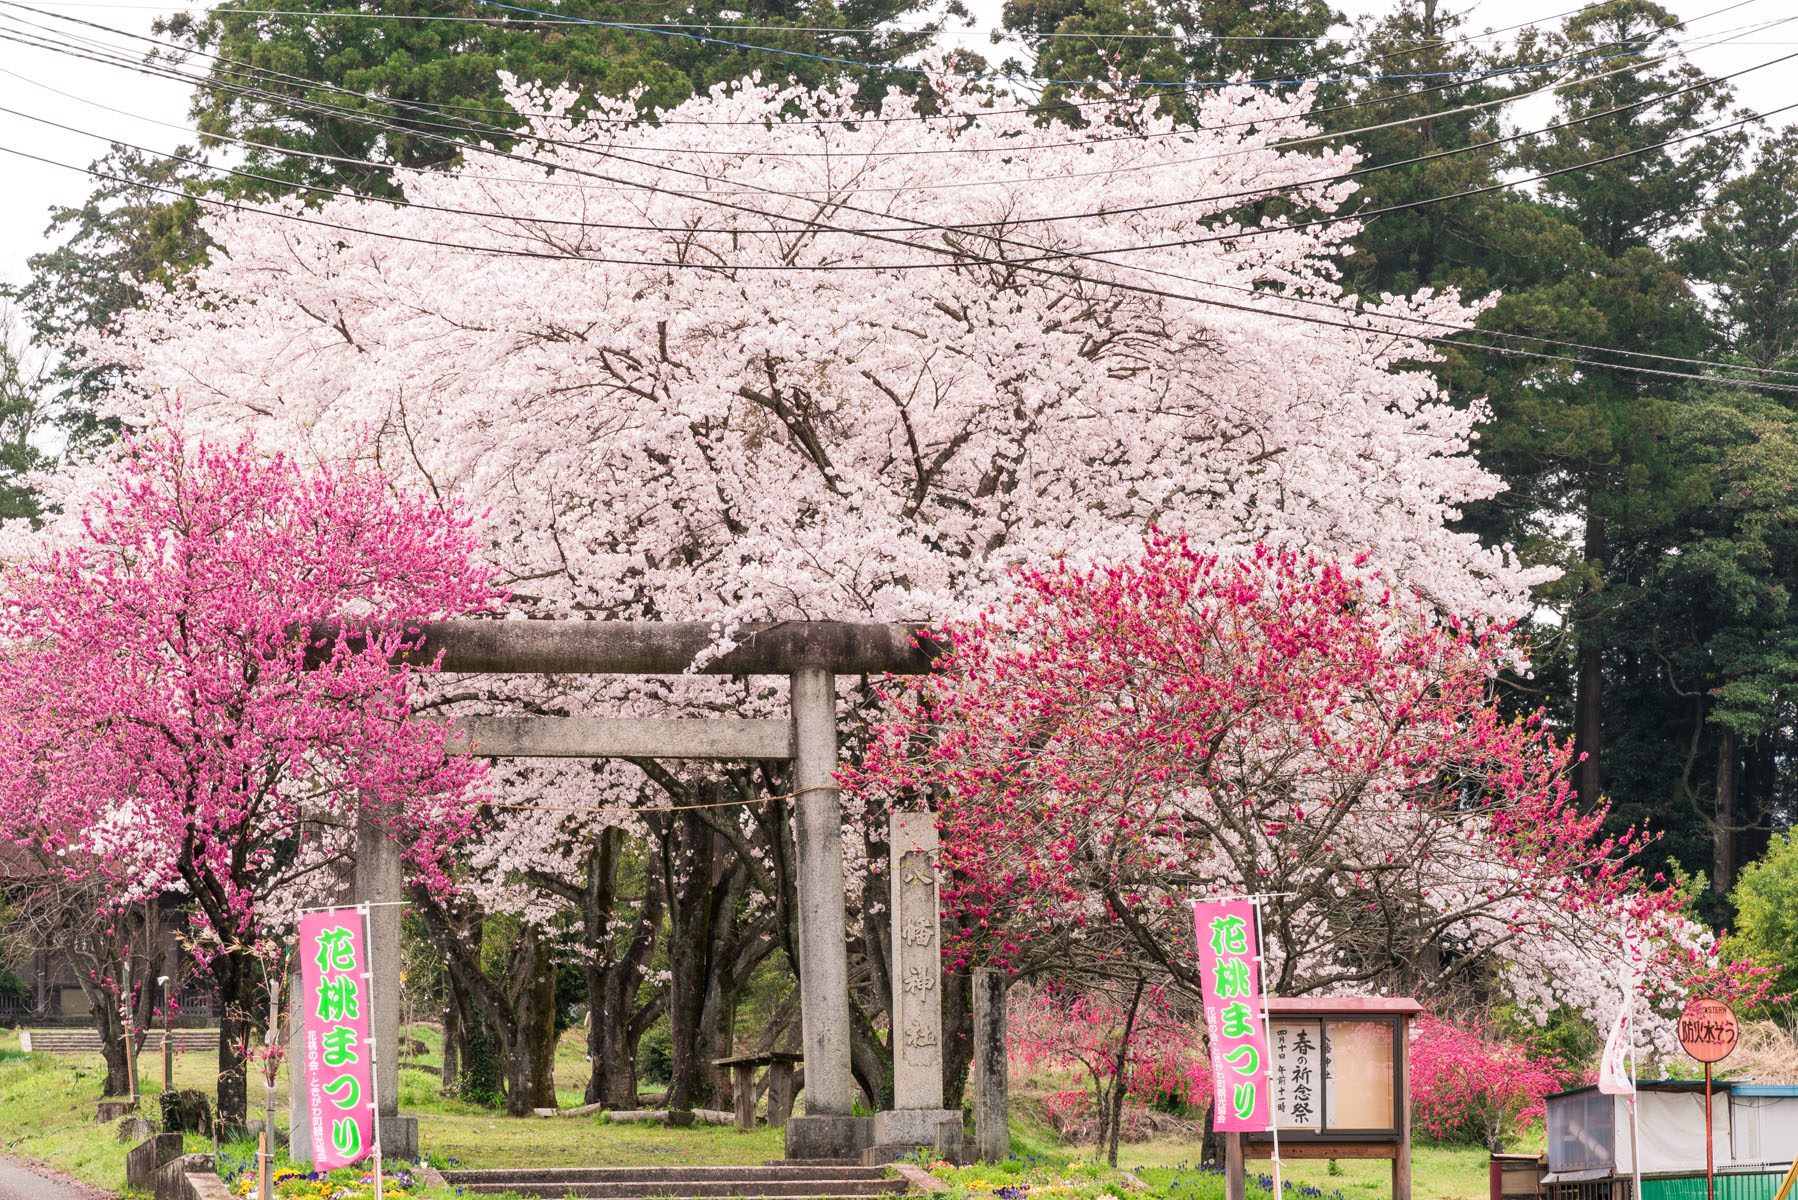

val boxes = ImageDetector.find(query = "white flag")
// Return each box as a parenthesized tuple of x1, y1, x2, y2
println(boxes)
(1598, 967, 1638, 1095)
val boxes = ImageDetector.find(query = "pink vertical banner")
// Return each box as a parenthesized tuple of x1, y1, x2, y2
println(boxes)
(298, 907, 377, 1169)
(1193, 899, 1273, 1132)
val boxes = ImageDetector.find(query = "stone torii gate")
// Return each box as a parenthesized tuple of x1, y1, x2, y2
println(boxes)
(292, 620, 946, 1164)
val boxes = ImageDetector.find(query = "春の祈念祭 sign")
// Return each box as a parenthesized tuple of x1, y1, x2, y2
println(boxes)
(299, 907, 380, 1169)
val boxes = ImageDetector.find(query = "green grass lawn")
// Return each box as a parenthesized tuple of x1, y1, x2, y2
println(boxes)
(0, 1028, 1509, 1200)
(1127, 1148, 1492, 1200)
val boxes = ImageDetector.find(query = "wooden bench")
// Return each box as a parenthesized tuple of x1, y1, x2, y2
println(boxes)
(712, 1052, 802, 1131)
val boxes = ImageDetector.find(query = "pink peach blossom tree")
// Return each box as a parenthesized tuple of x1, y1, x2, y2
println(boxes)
(848, 536, 1766, 1055)
(1408, 1013, 1568, 1151)
(1009, 980, 1209, 1163)
(0, 417, 500, 1125)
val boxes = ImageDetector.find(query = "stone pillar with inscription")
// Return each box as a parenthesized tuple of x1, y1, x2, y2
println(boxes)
(870, 811, 963, 1160)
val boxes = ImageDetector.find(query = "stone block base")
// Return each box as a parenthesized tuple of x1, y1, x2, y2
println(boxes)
(868, 1109, 964, 1163)
(96, 1099, 139, 1123)
(126, 1133, 185, 1190)
(379, 1115, 420, 1162)
(783, 1114, 872, 1160)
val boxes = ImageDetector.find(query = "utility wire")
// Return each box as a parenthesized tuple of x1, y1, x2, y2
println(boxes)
(0, 0, 1748, 128)
(454, 0, 1754, 92)
(12, 106, 1784, 382)
(15, 34, 1795, 381)
(0, 11, 1710, 165)
(5, 2, 1778, 244)
(3, 2, 1778, 173)
(5, 116, 1795, 396)
(0, 0, 1771, 188)
(6, 27, 1789, 247)
(4, 1, 1789, 381)
(5, 0, 1603, 43)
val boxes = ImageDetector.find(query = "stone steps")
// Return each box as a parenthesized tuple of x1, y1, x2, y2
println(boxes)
(20, 1029, 220, 1054)
(440, 1164, 911, 1199)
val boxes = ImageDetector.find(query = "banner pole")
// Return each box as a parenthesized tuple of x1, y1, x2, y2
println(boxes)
(1250, 899, 1282, 1200)
(1704, 1060, 1714, 1200)
(1627, 1047, 1642, 1200)
(361, 904, 384, 1200)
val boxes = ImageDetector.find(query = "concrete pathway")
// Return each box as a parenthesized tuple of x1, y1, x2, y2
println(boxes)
(0, 1156, 110, 1200)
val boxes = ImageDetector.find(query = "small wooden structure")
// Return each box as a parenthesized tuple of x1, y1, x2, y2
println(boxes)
(714, 1052, 803, 1131)
(1229, 997, 1422, 1200)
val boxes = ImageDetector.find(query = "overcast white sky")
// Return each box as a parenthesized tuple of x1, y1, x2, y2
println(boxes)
(1, 0, 1794, 289)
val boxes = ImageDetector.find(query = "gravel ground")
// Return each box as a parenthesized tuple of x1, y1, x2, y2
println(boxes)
(0, 1155, 111, 1199)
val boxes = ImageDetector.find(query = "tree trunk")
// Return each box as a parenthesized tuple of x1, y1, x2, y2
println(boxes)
(502, 925, 559, 1115)
(213, 947, 251, 1131)
(440, 984, 462, 1097)
(77, 904, 167, 1097)
(1742, 735, 1776, 867)
(582, 828, 665, 1107)
(657, 807, 716, 1111)
(1713, 725, 1740, 894)
(409, 886, 554, 1116)
(1573, 509, 1606, 807)
(95, 971, 130, 1097)
(697, 841, 773, 1105)
(1106, 980, 1146, 1169)
(942, 968, 973, 1108)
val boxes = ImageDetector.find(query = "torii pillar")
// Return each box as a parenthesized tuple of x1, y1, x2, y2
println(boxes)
(782, 665, 871, 1158)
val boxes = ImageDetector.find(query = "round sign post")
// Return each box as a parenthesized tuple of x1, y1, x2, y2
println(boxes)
(1679, 997, 1740, 1200)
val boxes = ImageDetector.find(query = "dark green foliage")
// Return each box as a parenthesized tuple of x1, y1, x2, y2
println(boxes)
(160, 1088, 214, 1135)
(4, 147, 211, 457)
(459, 1014, 504, 1108)
(0, 308, 51, 523)
(1676, 127, 1798, 375)
(637, 1020, 673, 1086)
(1000, 0, 1343, 127)
(157, 0, 953, 201)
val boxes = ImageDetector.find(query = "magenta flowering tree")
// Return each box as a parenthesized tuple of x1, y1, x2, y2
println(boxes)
(0, 417, 500, 1125)
(848, 536, 1768, 1053)
(1408, 1014, 1567, 1151)
(1009, 981, 1208, 1163)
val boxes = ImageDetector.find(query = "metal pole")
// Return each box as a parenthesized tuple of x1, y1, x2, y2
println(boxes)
(265, 966, 279, 1172)
(122, 956, 138, 1107)
(1627, 1046, 1642, 1200)
(1249, 900, 1282, 1200)
(158, 975, 173, 1093)
(362, 905, 384, 1200)
(1705, 1060, 1714, 1200)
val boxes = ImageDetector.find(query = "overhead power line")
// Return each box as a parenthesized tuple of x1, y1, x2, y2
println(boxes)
(0, 6, 1720, 159)
(0, 0, 1777, 186)
(2, 0, 1601, 42)
(2, 0, 1789, 384)
(454, 0, 1761, 92)
(3, 133, 1790, 396)
(10, 0, 1781, 242)
(7, 22, 1790, 246)
(0, 0, 1759, 129)
(11, 90, 1793, 383)
(5, 78, 1796, 395)
(7, 13, 1797, 384)
(2, 2, 1777, 179)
